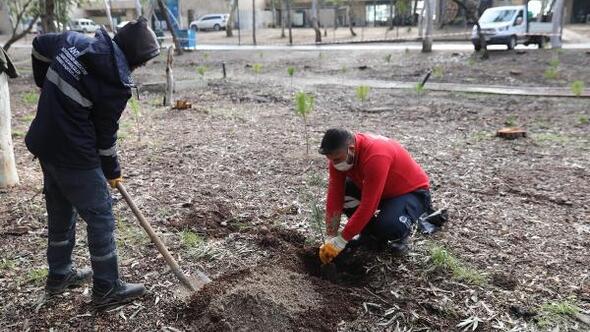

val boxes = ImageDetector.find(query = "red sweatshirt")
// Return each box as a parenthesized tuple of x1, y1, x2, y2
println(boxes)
(326, 133, 430, 241)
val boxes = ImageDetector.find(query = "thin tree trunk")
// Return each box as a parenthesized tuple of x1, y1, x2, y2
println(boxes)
(281, 0, 286, 38)
(103, 0, 115, 32)
(348, 0, 357, 36)
(164, 46, 174, 106)
(3, 13, 39, 51)
(43, 0, 56, 33)
(252, 0, 257, 45)
(157, 0, 183, 55)
(0, 73, 19, 187)
(373, 0, 377, 27)
(287, 0, 293, 44)
(135, 0, 142, 17)
(418, 5, 424, 37)
(389, 0, 394, 30)
(422, 0, 433, 52)
(312, 0, 322, 42)
(413, 0, 419, 24)
(271, 0, 277, 28)
(551, 0, 564, 48)
(226, 0, 238, 37)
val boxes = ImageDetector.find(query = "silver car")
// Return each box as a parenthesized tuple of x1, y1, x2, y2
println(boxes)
(189, 14, 229, 31)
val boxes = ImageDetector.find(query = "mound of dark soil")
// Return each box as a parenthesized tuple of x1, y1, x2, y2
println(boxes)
(169, 202, 238, 237)
(184, 227, 368, 331)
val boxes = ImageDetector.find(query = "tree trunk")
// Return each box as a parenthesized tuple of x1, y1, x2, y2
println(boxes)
(551, 0, 564, 48)
(164, 46, 174, 106)
(102, 0, 115, 32)
(42, 0, 56, 33)
(271, 0, 277, 28)
(287, 0, 293, 44)
(252, 0, 257, 45)
(373, 0, 377, 27)
(281, 0, 286, 38)
(135, 0, 142, 17)
(312, 0, 322, 42)
(389, 0, 394, 30)
(226, 0, 238, 37)
(418, 5, 424, 37)
(157, 0, 183, 55)
(348, 0, 357, 36)
(422, 0, 433, 52)
(413, 0, 419, 24)
(0, 73, 19, 187)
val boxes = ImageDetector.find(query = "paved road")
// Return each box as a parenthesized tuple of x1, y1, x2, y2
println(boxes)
(5, 40, 590, 51)
(191, 42, 590, 51)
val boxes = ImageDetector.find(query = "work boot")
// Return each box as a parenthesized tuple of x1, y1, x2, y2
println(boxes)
(45, 267, 93, 296)
(92, 279, 146, 309)
(387, 237, 410, 257)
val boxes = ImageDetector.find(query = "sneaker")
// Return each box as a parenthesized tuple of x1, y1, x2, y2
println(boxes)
(92, 279, 146, 309)
(45, 267, 93, 295)
(388, 237, 410, 256)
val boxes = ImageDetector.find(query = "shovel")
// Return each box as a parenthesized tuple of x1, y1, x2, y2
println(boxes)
(116, 182, 211, 292)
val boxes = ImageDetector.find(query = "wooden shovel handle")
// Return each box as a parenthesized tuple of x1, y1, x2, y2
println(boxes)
(116, 182, 198, 292)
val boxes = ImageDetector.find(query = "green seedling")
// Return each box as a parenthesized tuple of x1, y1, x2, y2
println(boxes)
(579, 115, 589, 125)
(252, 63, 263, 75)
(287, 66, 296, 90)
(128, 97, 142, 142)
(544, 67, 559, 79)
(181, 230, 204, 247)
(294, 91, 315, 156)
(414, 83, 425, 94)
(22, 91, 39, 106)
(355, 85, 370, 103)
(196, 65, 207, 78)
(570, 80, 584, 97)
(505, 115, 518, 127)
(384, 54, 392, 63)
(430, 245, 487, 285)
(27, 268, 48, 285)
(537, 299, 580, 328)
(432, 65, 444, 79)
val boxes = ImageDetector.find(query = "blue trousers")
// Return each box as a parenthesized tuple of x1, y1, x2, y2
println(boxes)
(343, 179, 432, 242)
(40, 161, 119, 289)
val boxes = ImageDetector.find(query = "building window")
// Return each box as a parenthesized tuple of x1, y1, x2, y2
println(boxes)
(366, 4, 391, 25)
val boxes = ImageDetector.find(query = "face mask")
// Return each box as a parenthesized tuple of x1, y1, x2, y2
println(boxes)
(333, 149, 354, 172)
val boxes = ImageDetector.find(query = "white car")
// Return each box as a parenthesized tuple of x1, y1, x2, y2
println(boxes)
(117, 21, 130, 29)
(189, 14, 229, 31)
(71, 18, 99, 33)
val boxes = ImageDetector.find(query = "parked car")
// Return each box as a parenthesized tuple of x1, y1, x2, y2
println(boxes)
(471, 5, 552, 50)
(189, 14, 229, 31)
(71, 18, 99, 33)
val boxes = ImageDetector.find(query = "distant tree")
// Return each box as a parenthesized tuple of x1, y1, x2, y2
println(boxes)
(2, 0, 40, 51)
(252, 0, 257, 45)
(348, 0, 357, 36)
(157, 0, 183, 54)
(312, 0, 322, 42)
(226, 0, 238, 37)
(550, 0, 564, 48)
(422, 0, 433, 52)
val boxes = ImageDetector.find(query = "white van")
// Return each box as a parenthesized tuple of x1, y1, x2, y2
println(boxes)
(471, 5, 552, 50)
(71, 18, 99, 33)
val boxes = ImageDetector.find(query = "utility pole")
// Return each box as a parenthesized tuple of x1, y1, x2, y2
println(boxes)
(252, 0, 257, 45)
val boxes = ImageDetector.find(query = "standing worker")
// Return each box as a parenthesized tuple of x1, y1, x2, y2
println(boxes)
(25, 17, 160, 308)
(318, 129, 433, 264)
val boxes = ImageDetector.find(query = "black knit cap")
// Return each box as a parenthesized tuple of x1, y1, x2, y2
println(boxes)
(318, 128, 353, 155)
(113, 17, 160, 68)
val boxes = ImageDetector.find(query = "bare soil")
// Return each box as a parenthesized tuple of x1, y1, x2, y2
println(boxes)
(1, 46, 589, 331)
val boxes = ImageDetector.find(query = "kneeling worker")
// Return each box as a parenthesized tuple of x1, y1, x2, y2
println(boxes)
(318, 129, 432, 264)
